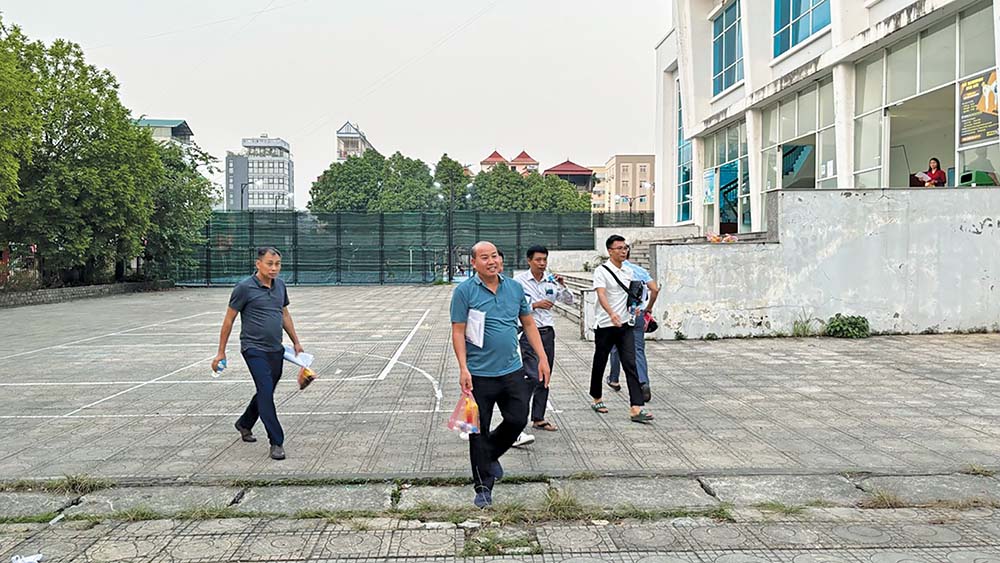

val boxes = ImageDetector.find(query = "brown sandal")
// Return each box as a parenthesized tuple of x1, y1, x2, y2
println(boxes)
(532, 420, 559, 431)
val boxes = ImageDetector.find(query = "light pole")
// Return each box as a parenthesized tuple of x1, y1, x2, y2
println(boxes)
(617, 194, 637, 212)
(239, 181, 255, 211)
(273, 193, 286, 213)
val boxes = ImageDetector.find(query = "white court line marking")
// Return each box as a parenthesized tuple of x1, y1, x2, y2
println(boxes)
(339, 349, 442, 408)
(110, 329, 418, 336)
(59, 341, 401, 348)
(0, 409, 438, 420)
(0, 312, 216, 361)
(60, 355, 214, 417)
(378, 309, 431, 381)
(0, 377, 382, 386)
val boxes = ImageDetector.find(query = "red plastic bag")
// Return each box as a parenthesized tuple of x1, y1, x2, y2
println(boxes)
(447, 390, 481, 434)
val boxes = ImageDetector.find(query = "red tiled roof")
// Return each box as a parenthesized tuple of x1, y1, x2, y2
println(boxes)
(543, 160, 594, 176)
(481, 150, 508, 164)
(510, 150, 538, 165)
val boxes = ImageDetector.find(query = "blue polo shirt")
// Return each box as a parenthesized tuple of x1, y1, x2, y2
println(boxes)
(450, 273, 531, 376)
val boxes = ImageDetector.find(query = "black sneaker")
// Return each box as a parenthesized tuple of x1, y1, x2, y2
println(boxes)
(235, 422, 257, 443)
(270, 445, 286, 460)
(640, 383, 652, 403)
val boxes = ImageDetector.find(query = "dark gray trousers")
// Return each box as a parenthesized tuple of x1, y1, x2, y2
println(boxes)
(519, 326, 555, 422)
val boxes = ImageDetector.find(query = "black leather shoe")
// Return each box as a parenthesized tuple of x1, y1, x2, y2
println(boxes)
(270, 445, 286, 460)
(235, 422, 256, 443)
(640, 383, 652, 403)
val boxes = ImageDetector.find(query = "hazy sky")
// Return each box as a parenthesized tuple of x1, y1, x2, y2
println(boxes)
(2, 1, 671, 208)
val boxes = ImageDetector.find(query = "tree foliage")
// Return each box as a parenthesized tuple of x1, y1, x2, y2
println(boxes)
(310, 151, 590, 213)
(471, 166, 590, 212)
(0, 19, 217, 285)
(0, 20, 40, 220)
(143, 142, 218, 278)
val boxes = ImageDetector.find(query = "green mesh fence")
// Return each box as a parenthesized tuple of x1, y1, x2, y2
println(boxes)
(175, 211, 653, 285)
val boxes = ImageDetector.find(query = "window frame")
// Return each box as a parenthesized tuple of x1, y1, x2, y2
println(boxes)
(712, 0, 744, 96)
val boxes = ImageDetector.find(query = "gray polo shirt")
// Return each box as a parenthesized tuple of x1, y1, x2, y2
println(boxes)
(229, 275, 289, 352)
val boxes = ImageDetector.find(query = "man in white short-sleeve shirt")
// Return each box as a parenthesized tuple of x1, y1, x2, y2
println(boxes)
(590, 235, 652, 423)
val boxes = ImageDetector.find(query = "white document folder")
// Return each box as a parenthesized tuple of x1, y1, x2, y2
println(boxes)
(465, 309, 486, 348)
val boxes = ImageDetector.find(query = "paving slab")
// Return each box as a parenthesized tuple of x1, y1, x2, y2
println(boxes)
(238, 484, 392, 513)
(397, 483, 550, 510)
(859, 474, 1000, 505)
(552, 477, 717, 510)
(0, 491, 73, 518)
(64, 486, 240, 517)
(703, 474, 866, 507)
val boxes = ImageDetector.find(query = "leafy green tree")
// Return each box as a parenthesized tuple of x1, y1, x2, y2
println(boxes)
(308, 149, 384, 212)
(470, 164, 526, 211)
(433, 153, 471, 211)
(0, 20, 40, 220)
(371, 152, 440, 212)
(0, 29, 162, 283)
(471, 167, 591, 212)
(143, 141, 217, 278)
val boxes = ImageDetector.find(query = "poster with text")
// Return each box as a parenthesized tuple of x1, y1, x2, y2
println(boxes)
(959, 69, 998, 146)
(703, 170, 716, 205)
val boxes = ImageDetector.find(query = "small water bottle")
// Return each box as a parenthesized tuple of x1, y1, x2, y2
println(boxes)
(545, 273, 557, 284)
(213, 359, 227, 379)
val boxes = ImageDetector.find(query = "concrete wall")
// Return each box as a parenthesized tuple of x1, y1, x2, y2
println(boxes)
(0, 281, 175, 309)
(653, 188, 1000, 337)
(545, 250, 607, 274)
(593, 226, 700, 254)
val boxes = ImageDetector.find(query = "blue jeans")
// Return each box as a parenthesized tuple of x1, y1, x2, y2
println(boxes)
(608, 315, 648, 385)
(238, 348, 285, 446)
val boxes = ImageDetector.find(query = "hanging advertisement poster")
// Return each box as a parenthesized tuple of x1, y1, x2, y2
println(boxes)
(703, 169, 716, 205)
(959, 69, 998, 146)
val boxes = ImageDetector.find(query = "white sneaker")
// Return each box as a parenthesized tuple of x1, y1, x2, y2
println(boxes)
(459, 431, 469, 441)
(512, 432, 535, 447)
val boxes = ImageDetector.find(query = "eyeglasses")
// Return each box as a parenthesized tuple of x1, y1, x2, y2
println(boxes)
(609, 245, 629, 251)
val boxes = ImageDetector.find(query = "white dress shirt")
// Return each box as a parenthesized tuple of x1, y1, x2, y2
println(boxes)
(592, 261, 634, 329)
(514, 270, 575, 328)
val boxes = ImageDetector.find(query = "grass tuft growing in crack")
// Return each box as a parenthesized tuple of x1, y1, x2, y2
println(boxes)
(753, 501, 806, 515)
(859, 490, 906, 509)
(961, 464, 996, 477)
(460, 529, 542, 557)
(0, 475, 114, 496)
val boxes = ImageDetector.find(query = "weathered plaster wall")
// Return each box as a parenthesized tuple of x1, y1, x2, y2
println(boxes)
(653, 188, 1000, 338)
(593, 226, 700, 254)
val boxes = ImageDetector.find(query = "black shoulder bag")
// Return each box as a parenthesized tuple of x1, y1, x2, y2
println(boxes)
(601, 264, 644, 309)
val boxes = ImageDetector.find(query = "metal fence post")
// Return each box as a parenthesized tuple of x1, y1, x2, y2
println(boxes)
(379, 213, 386, 285)
(336, 212, 342, 284)
(421, 212, 428, 283)
(557, 214, 563, 249)
(205, 220, 212, 286)
(292, 211, 299, 285)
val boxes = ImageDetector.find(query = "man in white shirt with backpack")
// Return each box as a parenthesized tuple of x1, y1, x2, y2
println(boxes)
(590, 235, 653, 423)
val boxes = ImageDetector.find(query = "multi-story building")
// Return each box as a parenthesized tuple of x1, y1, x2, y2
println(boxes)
(543, 160, 596, 192)
(225, 134, 295, 211)
(336, 122, 375, 162)
(135, 119, 193, 144)
(602, 155, 656, 213)
(510, 151, 540, 175)
(590, 165, 610, 212)
(654, 0, 998, 233)
(480, 151, 510, 172)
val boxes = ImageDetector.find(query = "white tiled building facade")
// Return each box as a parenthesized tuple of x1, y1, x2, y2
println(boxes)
(654, 0, 1000, 233)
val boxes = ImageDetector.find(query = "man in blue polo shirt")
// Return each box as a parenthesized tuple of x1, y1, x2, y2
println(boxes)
(212, 247, 304, 461)
(451, 241, 551, 508)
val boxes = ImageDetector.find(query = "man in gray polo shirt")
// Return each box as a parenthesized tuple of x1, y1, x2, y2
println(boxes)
(212, 247, 304, 461)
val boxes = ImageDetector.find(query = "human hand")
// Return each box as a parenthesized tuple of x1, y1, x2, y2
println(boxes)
(534, 299, 554, 310)
(294, 342, 305, 356)
(460, 368, 473, 392)
(555, 274, 566, 286)
(538, 359, 551, 388)
(211, 353, 226, 373)
(610, 313, 622, 327)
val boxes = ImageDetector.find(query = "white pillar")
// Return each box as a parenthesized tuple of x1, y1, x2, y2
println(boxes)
(654, 71, 676, 226)
(832, 62, 856, 188)
(692, 136, 708, 233)
(745, 108, 764, 232)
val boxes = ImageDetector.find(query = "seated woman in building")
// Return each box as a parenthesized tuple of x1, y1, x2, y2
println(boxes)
(919, 157, 947, 187)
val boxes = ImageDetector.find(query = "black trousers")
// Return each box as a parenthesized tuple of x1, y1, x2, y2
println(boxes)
(591, 325, 644, 407)
(519, 326, 555, 422)
(469, 369, 528, 492)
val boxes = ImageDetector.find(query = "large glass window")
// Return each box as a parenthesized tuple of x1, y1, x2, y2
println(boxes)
(676, 81, 693, 223)
(705, 121, 749, 233)
(959, 2, 996, 78)
(760, 78, 837, 190)
(773, 0, 831, 57)
(920, 21, 956, 91)
(887, 36, 918, 103)
(855, 54, 884, 115)
(713, 1, 744, 95)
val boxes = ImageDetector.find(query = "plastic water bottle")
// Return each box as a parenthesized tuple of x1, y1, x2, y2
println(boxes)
(213, 359, 227, 379)
(545, 273, 557, 284)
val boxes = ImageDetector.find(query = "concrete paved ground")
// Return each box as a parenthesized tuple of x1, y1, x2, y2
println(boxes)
(2, 286, 1000, 481)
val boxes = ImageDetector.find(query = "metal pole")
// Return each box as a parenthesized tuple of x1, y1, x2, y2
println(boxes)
(205, 220, 212, 286)
(447, 183, 454, 282)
